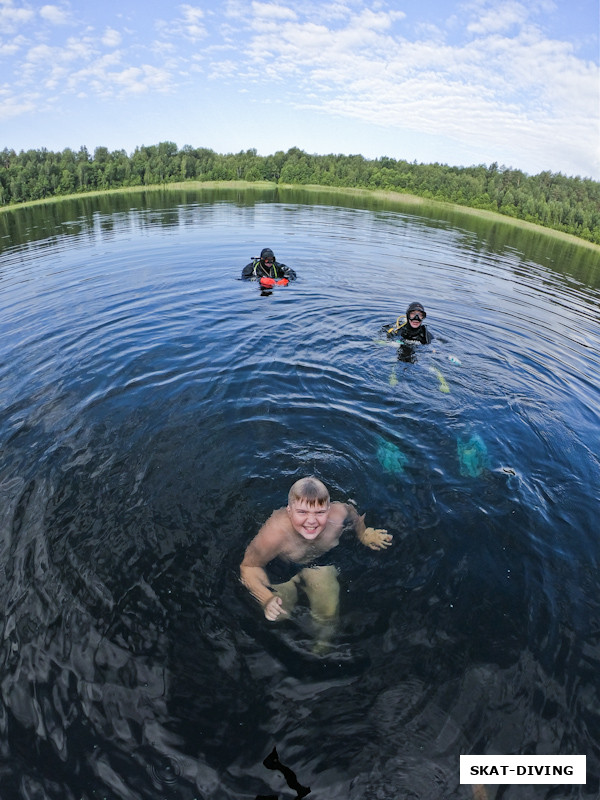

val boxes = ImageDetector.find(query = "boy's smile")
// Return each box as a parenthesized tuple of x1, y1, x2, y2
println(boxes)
(287, 500, 330, 540)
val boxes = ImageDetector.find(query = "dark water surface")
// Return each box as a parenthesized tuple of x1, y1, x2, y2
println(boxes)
(1, 187, 599, 799)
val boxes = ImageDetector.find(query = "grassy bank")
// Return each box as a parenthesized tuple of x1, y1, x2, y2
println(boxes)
(0, 180, 276, 213)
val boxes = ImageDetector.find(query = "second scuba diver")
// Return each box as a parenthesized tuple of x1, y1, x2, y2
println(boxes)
(241, 247, 297, 285)
(383, 301, 432, 344)
(382, 301, 433, 365)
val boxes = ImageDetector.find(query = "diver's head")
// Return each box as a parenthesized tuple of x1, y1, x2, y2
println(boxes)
(406, 301, 426, 329)
(260, 247, 275, 266)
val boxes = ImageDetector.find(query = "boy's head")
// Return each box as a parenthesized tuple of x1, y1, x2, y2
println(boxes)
(288, 476, 330, 507)
(287, 477, 330, 540)
(406, 301, 426, 330)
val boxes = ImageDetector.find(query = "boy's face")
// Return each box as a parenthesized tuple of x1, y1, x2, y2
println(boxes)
(287, 499, 330, 540)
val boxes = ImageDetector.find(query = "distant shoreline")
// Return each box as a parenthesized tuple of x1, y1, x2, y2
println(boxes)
(2, 180, 599, 252)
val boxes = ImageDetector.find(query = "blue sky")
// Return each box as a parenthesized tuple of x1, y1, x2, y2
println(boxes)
(1, 0, 599, 179)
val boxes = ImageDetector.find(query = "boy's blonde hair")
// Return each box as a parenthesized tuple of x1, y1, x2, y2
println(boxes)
(288, 476, 330, 507)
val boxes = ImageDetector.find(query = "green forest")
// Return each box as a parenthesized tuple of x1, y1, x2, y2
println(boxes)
(1, 142, 599, 244)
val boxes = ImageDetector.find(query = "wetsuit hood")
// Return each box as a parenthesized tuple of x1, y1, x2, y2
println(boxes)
(260, 247, 275, 263)
(406, 301, 426, 318)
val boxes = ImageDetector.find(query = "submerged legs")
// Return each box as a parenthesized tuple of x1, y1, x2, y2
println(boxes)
(300, 565, 340, 652)
(270, 575, 301, 620)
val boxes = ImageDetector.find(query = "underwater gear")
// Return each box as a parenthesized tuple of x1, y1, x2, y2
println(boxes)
(457, 434, 489, 477)
(383, 318, 432, 344)
(385, 315, 406, 336)
(406, 301, 426, 319)
(260, 247, 275, 263)
(241, 251, 297, 281)
(260, 276, 289, 288)
(430, 366, 450, 393)
(397, 322, 432, 344)
(383, 302, 431, 344)
(376, 437, 408, 475)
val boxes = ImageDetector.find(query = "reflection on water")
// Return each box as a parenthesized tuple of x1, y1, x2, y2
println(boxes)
(2, 186, 598, 288)
(0, 189, 599, 799)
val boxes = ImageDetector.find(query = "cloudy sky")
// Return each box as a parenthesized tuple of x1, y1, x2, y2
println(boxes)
(1, 0, 598, 178)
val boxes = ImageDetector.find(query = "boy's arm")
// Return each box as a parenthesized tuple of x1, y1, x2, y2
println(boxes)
(345, 504, 393, 551)
(240, 562, 286, 621)
(240, 559, 276, 608)
(240, 519, 288, 619)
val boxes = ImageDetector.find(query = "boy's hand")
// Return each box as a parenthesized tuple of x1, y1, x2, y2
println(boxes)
(264, 595, 287, 621)
(362, 527, 393, 550)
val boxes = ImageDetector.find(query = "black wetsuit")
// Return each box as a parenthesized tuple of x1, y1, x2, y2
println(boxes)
(381, 320, 432, 363)
(241, 258, 297, 281)
(385, 321, 432, 344)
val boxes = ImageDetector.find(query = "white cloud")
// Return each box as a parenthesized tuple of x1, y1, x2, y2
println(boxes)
(157, 4, 208, 41)
(102, 28, 122, 48)
(25, 36, 95, 66)
(251, 2, 298, 20)
(113, 64, 171, 93)
(207, 59, 239, 80)
(0, 34, 27, 57)
(24, 43, 55, 63)
(0, 0, 34, 32)
(66, 58, 173, 98)
(0, 1, 596, 176)
(226, 1, 599, 175)
(181, 3, 206, 36)
(18, 36, 101, 95)
(0, 91, 38, 121)
(39, 4, 70, 25)
(466, 1, 530, 35)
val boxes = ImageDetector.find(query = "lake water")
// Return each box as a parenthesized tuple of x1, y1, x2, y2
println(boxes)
(1, 187, 599, 800)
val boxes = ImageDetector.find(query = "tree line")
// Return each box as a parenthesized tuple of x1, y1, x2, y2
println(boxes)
(1, 142, 599, 244)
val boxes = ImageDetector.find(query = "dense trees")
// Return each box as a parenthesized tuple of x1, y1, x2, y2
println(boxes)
(1, 143, 598, 244)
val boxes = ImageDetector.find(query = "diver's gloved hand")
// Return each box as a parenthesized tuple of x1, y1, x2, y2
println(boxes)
(361, 527, 393, 550)
(259, 277, 288, 288)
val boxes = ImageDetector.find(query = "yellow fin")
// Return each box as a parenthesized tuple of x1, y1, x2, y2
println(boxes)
(431, 366, 450, 393)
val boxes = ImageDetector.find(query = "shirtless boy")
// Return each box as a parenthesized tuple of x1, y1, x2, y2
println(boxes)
(240, 477, 392, 628)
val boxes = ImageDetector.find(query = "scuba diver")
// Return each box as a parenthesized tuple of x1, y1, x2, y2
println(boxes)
(380, 301, 457, 386)
(241, 248, 297, 285)
(381, 301, 433, 364)
(383, 301, 433, 344)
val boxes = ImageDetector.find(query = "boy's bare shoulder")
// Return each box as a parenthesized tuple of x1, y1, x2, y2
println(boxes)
(243, 508, 292, 565)
(254, 507, 293, 544)
(327, 501, 351, 522)
(261, 507, 290, 529)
